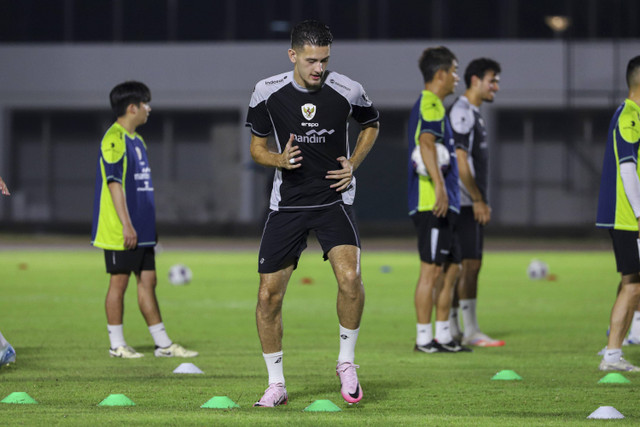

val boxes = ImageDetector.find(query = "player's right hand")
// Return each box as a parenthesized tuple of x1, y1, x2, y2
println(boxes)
(0, 176, 9, 196)
(280, 134, 302, 169)
(473, 201, 491, 225)
(123, 224, 138, 249)
(433, 184, 448, 217)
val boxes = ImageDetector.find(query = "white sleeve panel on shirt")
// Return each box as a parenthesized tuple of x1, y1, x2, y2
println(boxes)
(621, 161, 640, 218)
(248, 71, 292, 108)
(325, 71, 373, 107)
(449, 100, 474, 135)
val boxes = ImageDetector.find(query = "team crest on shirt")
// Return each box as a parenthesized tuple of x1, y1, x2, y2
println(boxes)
(301, 103, 316, 121)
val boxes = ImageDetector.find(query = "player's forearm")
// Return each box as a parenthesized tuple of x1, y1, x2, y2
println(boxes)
(419, 133, 445, 188)
(107, 182, 134, 228)
(456, 150, 483, 202)
(251, 146, 282, 168)
(621, 161, 640, 218)
(349, 123, 379, 171)
(250, 136, 285, 169)
(459, 167, 483, 202)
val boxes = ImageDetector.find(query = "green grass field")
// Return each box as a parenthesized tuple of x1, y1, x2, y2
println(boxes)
(0, 245, 638, 425)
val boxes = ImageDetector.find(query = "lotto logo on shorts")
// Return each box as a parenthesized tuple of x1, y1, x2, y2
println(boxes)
(260, 258, 265, 264)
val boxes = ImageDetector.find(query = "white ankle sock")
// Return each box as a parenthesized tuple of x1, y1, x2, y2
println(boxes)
(107, 324, 126, 349)
(435, 320, 453, 343)
(416, 323, 432, 346)
(263, 351, 285, 385)
(338, 325, 359, 364)
(603, 348, 622, 363)
(460, 299, 479, 337)
(148, 322, 172, 348)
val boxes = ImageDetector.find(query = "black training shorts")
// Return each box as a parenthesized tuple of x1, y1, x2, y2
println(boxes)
(258, 203, 360, 274)
(458, 206, 484, 260)
(104, 247, 155, 274)
(411, 210, 461, 265)
(609, 229, 640, 275)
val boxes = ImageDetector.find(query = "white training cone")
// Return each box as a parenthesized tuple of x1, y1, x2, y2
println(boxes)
(173, 363, 204, 374)
(587, 406, 624, 419)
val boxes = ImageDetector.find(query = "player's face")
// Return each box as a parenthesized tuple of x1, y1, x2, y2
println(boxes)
(479, 71, 500, 103)
(443, 60, 460, 95)
(289, 44, 331, 90)
(134, 102, 151, 126)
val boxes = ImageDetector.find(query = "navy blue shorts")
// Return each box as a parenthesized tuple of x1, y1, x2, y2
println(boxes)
(458, 206, 484, 260)
(411, 210, 461, 265)
(609, 229, 640, 275)
(104, 247, 155, 274)
(258, 203, 360, 274)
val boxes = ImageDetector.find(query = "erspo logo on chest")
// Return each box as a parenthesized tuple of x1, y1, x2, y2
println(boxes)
(296, 103, 334, 143)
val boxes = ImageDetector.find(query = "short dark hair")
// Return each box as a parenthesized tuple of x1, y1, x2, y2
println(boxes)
(464, 58, 501, 88)
(418, 46, 457, 84)
(291, 20, 333, 49)
(110, 81, 151, 118)
(626, 55, 640, 88)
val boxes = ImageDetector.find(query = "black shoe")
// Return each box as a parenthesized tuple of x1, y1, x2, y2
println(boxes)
(414, 339, 447, 353)
(440, 339, 473, 353)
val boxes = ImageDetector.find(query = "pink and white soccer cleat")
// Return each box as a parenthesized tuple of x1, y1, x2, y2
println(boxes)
(462, 332, 505, 347)
(336, 361, 363, 404)
(253, 383, 288, 407)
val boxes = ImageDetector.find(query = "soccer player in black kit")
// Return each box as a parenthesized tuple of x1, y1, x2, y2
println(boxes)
(246, 20, 379, 407)
(448, 58, 503, 347)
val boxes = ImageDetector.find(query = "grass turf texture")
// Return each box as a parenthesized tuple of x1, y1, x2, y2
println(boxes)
(1, 247, 639, 425)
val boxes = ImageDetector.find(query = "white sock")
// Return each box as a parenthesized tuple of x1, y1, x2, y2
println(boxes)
(338, 325, 359, 364)
(263, 351, 285, 385)
(603, 348, 622, 363)
(435, 320, 453, 343)
(0, 331, 9, 347)
(449, 308, 461, 338)
(628, 311, 640, 338)
(416, 323, 432, 346)
(107, 324, 126, 349)
(148, 322, 172, 348)
(460, 299, 479, 337)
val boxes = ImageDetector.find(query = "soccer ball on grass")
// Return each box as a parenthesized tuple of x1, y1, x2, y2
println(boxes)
(168, 264, 192, 285)
(527, 259, 549, 280)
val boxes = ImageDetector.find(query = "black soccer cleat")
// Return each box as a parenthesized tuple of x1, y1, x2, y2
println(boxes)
(439, 339, 473, 353)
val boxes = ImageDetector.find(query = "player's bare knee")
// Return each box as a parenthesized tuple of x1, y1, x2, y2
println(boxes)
(257, 287, 284, 313)
(623, 282, 640, 300)
(462, 260, 481, 277)
(338, 269, 361, 289)
(339, 283, 363, 306)
(138, 280, 157, 292)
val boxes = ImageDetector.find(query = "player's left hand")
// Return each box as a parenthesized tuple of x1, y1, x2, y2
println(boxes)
(326, 156, 353, 192)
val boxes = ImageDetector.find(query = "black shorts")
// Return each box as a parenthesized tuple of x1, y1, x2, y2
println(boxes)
(258, 203, 360, 274)
(411, 210, 461, 265)
(104, 247, 156, 274)
(609, 229, 640, 275)
(458, 206, 484, 260)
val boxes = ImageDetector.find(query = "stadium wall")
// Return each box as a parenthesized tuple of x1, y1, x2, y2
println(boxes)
(0, 40, 638, 236)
